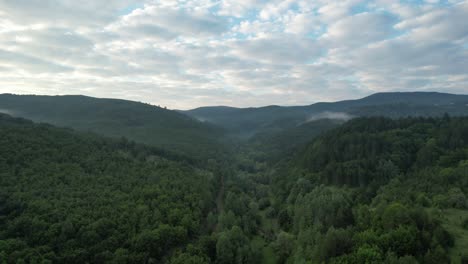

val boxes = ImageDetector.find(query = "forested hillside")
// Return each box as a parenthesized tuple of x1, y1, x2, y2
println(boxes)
(1, 104, 468, 263)
(268, 116, 468, 263)
(0, 114, 219, 263)
(247, 119, 343, 162)
(0, 94, 224, 159)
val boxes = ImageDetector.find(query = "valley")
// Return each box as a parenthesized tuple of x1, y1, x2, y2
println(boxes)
(3, 0, 468, 262)
(0, 92, 468, 263)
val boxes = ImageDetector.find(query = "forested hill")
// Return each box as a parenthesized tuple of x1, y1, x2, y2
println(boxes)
(269, 116, 468, 263)
(0, 113, 219, 263)
(2, 95, 468, 263)
(294, 116, 468, 186)
(0, 94, 225, 159)
(184, 92, 468, 138)
(246, 119, 344, 163)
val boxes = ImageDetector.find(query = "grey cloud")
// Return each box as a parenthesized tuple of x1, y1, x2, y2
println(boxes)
(323, 12, 398, 47)
(0, 28, 93, 49)
(0, 28, 113, 73)
(0, 0, 135, 26)
(28, 28, 93, 48)
(110, 5, 229, 38)
(122, 24, 177, 40)
(186, 55, 262, 72)
(0, 49, 73, 73)
(230, 35, 323, 64)
(318, 1, 468, 95)
(352, 37, 468, 78)
(404, 2, 468, 44)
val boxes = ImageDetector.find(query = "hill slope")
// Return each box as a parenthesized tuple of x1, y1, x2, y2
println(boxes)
(247, 119, 344, 162)
(0, 114, 217, 263)
(0, 94, 224, 158)
(268, 116, 468, 263)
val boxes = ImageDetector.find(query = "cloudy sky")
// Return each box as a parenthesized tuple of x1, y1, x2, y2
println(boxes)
(0, 0, 467, 109)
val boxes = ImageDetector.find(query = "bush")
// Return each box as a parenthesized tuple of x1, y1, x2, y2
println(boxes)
(462, 218, 468, 230)
(461, 255, 468, 264)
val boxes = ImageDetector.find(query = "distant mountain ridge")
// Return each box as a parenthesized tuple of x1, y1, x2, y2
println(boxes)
(184, 92, 468, 138)
(1, 92, 467, 153)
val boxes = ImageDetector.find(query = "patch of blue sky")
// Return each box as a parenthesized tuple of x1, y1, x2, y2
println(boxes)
(218, 10, 259, 41)
(372, 8, 405, 40)
(306, 25, 327, 40)
(305, 50, 327, 65)
(219, 16, 251, 41)
(351, 1, 371, 14)
(386, 29, 409, 40)
(208, 4, 220, 14)
(228, 16, 245, 26)
(373, 8, 400, 20)
(222, 9, 258, 27)
(289, 2, 301, 12)
(243, 10, 260, 22)
(399, 0, 426, 6)
(398, 0, 453, 6)
(223, 31, 250, 41)
(433, 0, 459, 7)
(119, 3, 144, 16)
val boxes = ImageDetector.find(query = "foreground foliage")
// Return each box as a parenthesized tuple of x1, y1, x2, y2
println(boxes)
(269, 116, 468, 263)
(0, 114, 216, 263)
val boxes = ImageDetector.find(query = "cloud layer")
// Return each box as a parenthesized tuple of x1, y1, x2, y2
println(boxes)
(0, 0, 467, 109)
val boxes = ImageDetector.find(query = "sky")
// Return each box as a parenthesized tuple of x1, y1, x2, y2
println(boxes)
(0, 0, 467, 109)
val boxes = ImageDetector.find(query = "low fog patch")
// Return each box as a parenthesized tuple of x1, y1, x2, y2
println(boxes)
(304, 111, 354, 123)
(0, 109, 16, 116)
(195, 116, 209, 122)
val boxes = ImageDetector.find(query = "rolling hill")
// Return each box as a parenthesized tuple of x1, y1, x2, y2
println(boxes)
(0, 94, 225, 159)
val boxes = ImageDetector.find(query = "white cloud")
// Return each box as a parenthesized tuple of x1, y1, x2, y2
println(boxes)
(218, 0, 267, 17)
(230, 35, 322, 64)
(323, 12, 397, 47)
(284, 12, 321, 35)
(110, 5, 229, 38)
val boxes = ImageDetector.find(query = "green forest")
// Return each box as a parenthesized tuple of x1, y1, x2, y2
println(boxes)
(1, 94, 468, 263)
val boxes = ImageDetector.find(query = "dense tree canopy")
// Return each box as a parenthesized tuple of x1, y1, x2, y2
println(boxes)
(269, 116, 468, 263)
(1, 112, 468, 263)
(0, 114, 217, 263)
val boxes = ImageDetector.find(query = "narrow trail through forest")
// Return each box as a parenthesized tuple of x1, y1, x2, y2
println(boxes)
(207, 176, 225, 233)
(213, 175, 225, 232)
(216, 176, 225, 214)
